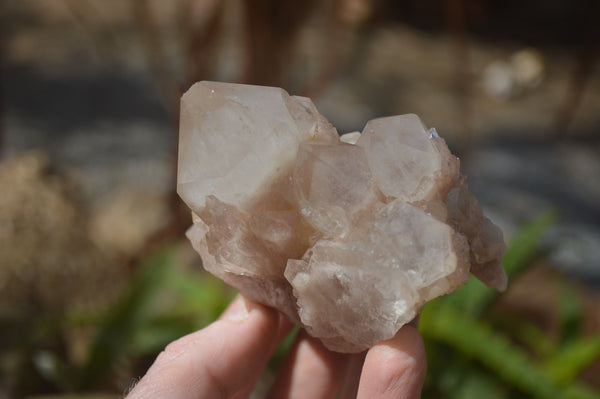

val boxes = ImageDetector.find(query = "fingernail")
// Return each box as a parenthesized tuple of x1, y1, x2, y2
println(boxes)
(221, 296, 249, 322)
(242, 297, 264, 314)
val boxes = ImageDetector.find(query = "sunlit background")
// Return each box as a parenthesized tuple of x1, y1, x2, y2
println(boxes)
(1, 0, 599, 397)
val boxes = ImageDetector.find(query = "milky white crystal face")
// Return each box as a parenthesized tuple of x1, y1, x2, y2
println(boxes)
(178, 81, 337, 213)
(285, 199, 470, 351)
(357, 114, 460, 203)
(293, 142, 382, 238)
(178, 81, 507, 353)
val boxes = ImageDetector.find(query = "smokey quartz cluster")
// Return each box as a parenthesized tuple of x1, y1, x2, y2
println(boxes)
(178, 81, 507, 353)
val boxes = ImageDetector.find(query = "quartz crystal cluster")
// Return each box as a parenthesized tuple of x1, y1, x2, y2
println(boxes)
(178, 81, 507, 353)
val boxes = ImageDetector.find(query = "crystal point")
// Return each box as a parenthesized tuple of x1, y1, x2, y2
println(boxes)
(178, 81, 507, 353)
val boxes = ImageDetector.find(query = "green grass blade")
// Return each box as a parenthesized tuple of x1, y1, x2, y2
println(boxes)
(420, 303, 558, 398)
(543, 332, 600, 385)
(163, 265, 234, 326)
(130, 316, 195, 355)
(562, 384, 600, 399)
(77, 246, 175, 390)
(451, 368, 509, 399)
(502, 210, 558, 278)
(493, 314, 556, 358)
(557, 279, 583, 345)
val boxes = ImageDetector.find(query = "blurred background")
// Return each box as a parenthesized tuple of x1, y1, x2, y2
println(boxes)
(0, 0, 599, 397)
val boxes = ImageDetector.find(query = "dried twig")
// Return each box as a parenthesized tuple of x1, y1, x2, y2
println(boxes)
(554, 21, 600, 137)
(183, 1, 225, 88)
(241, 0, 321, 87)
(131, 0, 180, 118)
(445, 0, 472, 157)
(299, 0, 365, 98)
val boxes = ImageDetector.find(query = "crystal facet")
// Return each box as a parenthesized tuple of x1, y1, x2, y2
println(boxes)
(178, 81, 507, 353)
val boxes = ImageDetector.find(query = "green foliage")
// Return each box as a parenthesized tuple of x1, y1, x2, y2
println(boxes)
(26, 211, 600, 397)
(30, 244, 235, 392)
(78, 248, 174, 389)
(557, 279, 584, 344)
(420, 211, 600, 399)
(543, 334, 600, 385)
(422, 302, 559, 398)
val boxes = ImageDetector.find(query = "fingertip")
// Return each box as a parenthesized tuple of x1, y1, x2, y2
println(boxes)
(219, 295, 279, 323)
(357, 325, 427, 399)
(381, 325, 426, 365)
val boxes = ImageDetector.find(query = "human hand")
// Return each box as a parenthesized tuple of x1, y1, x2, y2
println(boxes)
(126, 295, 426, 399)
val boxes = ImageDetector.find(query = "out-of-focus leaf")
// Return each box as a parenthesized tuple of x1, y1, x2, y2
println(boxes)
(502, 210, 558, 277)
(557, 279, 583, 345)
(437, 276, 492, 317)
(562, 384, 600, 399)
(421, 302, 557, 399)
(77, 246, 176, 390)
(163, 264, 234, 326)
(421, 341, 461, 397)
(269, 326, 300, 369)
(423, 350, 510, 399)
(130, 316, 195, 355)
(543, 333, 600, 385)
(421, 302, 600, 398)
(493, 315, 556, 358)
(451, 368, 509, 399)
(420, 211, 600, 398)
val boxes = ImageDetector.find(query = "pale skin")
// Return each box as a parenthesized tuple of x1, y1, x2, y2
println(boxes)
(127, 296, 427, 399)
